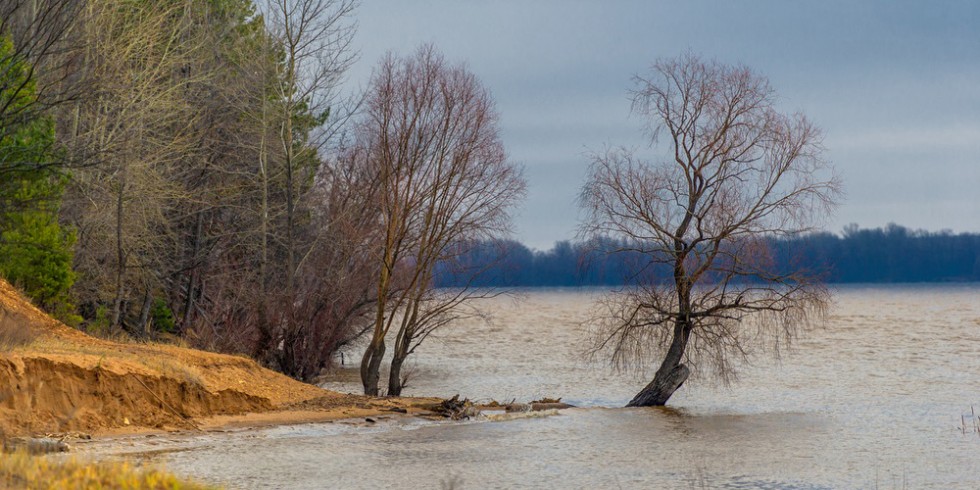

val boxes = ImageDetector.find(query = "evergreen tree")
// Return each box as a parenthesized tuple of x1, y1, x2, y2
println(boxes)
(0, 35, 77, 322)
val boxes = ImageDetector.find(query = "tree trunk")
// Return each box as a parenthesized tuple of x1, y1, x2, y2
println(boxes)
(363, 242, 394, 395)
(111, 171, 126, 333)
(387, 341, 409, 396)
(136, 290, 153, 338)
(111, 282, 125, 333)
(277, 330, 295, 378)
(253, 305, 272, 363)
(627, 318, 692, 407)
(360, 338, 385, 396)
(387, 311, 415, 397)
(387, 357, 404, 397)
(627, 363, 690, 407)
(180, 211, 203, 335)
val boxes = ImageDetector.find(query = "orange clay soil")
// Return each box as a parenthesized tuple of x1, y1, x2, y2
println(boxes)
(0, 280, 437, 437)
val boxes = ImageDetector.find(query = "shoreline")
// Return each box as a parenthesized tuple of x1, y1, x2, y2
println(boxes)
(0, 278, 445, 440)
(1, 278, 569, 450)
(82, 394, 445, 441)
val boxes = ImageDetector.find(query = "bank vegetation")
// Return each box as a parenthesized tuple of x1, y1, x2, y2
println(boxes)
(1, 0, 523, 395)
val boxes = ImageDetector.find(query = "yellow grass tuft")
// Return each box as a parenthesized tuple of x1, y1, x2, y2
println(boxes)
(0, 451, 220, 489)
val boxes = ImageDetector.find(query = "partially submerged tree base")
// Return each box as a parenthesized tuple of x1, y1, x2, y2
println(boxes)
(626, 364, 690, 407)
(356, 45, 525, 396)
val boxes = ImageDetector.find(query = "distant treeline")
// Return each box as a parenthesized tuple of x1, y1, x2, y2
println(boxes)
(434, 224, 980, 287)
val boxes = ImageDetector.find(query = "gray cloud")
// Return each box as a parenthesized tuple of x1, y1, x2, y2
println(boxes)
(348, 1, 980, 249)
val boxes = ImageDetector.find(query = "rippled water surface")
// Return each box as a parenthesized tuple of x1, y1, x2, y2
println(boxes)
(80, 285, 980, 489)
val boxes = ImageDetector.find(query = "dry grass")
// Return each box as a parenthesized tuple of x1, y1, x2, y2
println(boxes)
(142, 358, 205, 386)
(0, 307, 37, 352)
(0, 451, 220, 489)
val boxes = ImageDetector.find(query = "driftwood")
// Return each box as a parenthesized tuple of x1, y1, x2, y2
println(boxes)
(3, 437, 71, 454)
(427, 395, 478, 420)
(421, 395, 574, 419)
(504, 402, 574, 412)
(504, 397, 574, 412)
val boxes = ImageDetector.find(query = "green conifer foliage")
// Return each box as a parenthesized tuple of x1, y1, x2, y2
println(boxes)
(0, 35, 77, 323)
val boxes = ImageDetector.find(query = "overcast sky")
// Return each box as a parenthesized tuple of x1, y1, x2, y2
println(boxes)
(344, 1, 980, 250)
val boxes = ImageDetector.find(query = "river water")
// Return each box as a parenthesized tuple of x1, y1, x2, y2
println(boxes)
(79, 285, 980, 489)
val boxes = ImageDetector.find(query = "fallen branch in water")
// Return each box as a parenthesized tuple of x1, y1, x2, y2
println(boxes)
(2, 437, 70, 454)
(424, 395, 479, 420)
(504, 401, 574, 412)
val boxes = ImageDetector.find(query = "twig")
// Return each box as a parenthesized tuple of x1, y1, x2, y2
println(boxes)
(973, 406, 978, 437)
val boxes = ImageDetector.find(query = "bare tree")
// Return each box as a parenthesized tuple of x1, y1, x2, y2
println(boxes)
(62, 0, 204, 335)
(580, 53, 842, 406)
(273, 148, 381, 381)
(0, 0, 83, 125)
(252, 0, 357, 365)
(356, 45, 526, 396)
(0, 0, 84, 211)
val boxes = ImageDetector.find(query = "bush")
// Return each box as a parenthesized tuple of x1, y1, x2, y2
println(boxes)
(150, 298, 176, 334)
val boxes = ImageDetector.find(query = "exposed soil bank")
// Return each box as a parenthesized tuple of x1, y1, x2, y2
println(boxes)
(0, 280, 432, 437)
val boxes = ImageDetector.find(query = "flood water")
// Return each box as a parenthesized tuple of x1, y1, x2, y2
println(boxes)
(78, 285, 980, 489)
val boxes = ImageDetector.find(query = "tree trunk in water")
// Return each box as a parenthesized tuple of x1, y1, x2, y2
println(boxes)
(627, 317, 692, 407)
(626, 363, 690, 407)
(360, 338, 385, 396)
(387, 319, 413, 397)
(387, 352, 406, 397)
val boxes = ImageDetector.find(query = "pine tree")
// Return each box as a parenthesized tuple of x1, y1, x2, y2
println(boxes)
(0, 35, 77, 323)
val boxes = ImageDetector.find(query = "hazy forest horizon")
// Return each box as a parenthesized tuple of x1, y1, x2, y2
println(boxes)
(434, 223, 980, 288)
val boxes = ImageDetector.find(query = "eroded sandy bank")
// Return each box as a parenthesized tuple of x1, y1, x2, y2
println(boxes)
(0, 279, 435, 438)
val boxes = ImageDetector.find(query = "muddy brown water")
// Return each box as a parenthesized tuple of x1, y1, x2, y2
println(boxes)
(77, 285, 980, 489)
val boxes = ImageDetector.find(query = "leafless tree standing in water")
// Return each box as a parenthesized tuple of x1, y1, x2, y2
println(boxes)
(356, 45, 525, 396)
(580, 53, 842, 406)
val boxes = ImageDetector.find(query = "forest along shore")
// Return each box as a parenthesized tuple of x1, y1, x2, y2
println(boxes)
(0, 279, 443, 440)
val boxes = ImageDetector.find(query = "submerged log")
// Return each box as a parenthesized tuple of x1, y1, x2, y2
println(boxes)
(505, 402, 574, 412)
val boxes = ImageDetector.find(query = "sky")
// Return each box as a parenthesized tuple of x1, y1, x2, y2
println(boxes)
(343, 0, 980, 250)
